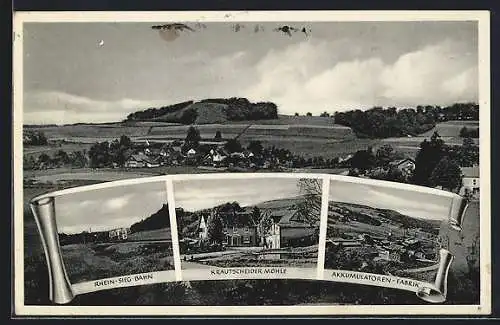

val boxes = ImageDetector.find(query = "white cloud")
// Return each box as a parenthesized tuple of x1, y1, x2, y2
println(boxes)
(243, 39, 478, 114)
(441, 66, 478, 102)
(105, 195, 132, 211)
(23, 91, 168, 124)
(329, 180, 453, 221)
(23, 38, 478, 124)
(55, 183, 168, 234)
(174, 178, 301, 212)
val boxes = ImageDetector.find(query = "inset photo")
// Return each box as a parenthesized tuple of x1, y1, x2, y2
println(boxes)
(173, 177, 322, 271)
(326, 179, 455, 281)
(53, 181, 174, 284)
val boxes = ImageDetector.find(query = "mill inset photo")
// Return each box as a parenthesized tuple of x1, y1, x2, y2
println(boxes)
(173, 177, 322, 270)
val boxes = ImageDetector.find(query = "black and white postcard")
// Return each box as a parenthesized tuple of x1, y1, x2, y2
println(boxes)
(13, 10, 490, 316)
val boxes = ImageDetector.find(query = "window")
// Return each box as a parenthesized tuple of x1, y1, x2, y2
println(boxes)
(243, 236, 250, 244)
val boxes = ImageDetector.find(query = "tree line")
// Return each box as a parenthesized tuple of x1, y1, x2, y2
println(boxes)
(459, 126, 479, 138)
(23, 150, 88, 170)
(333, 103, 479, 138)
(23, 130, 48, 146)
(87, 135, 133, 168)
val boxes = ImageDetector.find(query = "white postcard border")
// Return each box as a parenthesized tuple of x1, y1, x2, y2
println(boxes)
(12, 10, 491, 316)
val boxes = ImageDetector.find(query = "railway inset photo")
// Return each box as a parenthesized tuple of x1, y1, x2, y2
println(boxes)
(173, 177, 322, 271)
(52, 181, 174, 284)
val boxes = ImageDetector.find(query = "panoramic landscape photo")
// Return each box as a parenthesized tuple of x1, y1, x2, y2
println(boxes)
(173, 177, 321, 271)
(20, 19, 481, 305)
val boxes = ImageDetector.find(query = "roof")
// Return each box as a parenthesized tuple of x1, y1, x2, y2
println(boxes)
(461, 166, 479, 178)
(127, 153, 159, 165)
(270, 209, 314, 227)
(389, 158, 415, 166)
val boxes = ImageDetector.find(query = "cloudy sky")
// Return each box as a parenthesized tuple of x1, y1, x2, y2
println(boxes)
(55, 181, 167, 234)
(23, 21, 478, 125)
(174, 177, 304, 212)
(329, 179, 455, 221)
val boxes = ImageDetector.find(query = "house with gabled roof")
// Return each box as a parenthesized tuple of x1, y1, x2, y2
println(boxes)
(261, 209, 319, 248)
(124, 153, 161, 168)
(388, 158, 416, 175)
(217, 208, 259, 247)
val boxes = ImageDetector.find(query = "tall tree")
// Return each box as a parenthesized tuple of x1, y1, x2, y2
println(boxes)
(429, 156, 462, 192)
(375, 144, 396, 166)
(247, 140, 263, 155)
(297, 178, 322, 224)
(224, 139, 243, 153)
(251, 206, 262, 225)
(185, 126, 201, 149)
(54, 150, 70, 165)
(214, 130, 222, 141)
(412, 132, 445, 186)
(207, 211, 224, 245)
(458, 136, 479, 167)
(119, 135, 132, 148)
(350, 149, 376, 171)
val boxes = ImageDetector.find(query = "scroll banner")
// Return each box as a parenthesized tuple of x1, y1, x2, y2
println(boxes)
(29, 173, 467, 305)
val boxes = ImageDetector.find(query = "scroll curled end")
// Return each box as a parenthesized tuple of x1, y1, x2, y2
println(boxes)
(449, 196, 468, 232)
(415, 249, 454, 303)
(30, 196, 75, 304)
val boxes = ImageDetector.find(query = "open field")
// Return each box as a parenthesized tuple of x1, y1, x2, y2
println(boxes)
(422, 120, 479, 137)
(60, 241, 174, 284)
(27, 124, 151, 139)
(227, 115, 340, 126)
(23, 166, 223, 184)
(24, 143, 94, 157)
(127, 228, 171, 241)
(380, 121, 480, 153)
(23, 119, 478, 161)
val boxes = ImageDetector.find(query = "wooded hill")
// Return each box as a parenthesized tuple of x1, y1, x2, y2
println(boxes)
(130, 204, 171, 233)
(125, 97, 278, 124)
